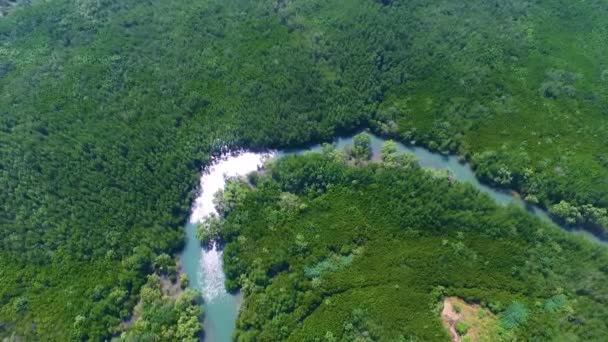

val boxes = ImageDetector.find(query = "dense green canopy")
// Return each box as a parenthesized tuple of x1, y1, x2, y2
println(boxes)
(1, 0, 607, 339)
(220, 150, 608, 341)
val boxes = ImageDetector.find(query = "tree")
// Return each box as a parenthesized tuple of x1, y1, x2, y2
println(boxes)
(121, 277, 202, 341)
(352, 133, 372, 161)
(213, 179, 250, 217)
(549, 201, 582, 225)
(381, 140, 398, 166)
(154, 253, 173, 275)
(295, 233, 309, 253)
(196, 213, 223, 246)
(321, 143, 346, 163)
(279, 192, 303, 213)
(14, 297, 27, 314)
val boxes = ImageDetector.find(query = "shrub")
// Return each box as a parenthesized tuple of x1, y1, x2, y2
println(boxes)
(196, 213, 223, 246)
(14, 297, 27, 314)
(180, 273, 189, 289)
(153, 253, 173, 275)
(455, 321, 469, 336)
(352, 133, 372, 161)
(501, 301, 528, 330)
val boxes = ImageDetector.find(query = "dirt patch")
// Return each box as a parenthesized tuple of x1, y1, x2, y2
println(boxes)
(441, 297, 499, 342)
(441, 298, 464, 341)
(160, 272, 184, 299)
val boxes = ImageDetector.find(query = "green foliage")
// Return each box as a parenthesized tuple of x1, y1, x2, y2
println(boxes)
(322, 143, 348, 163)
(13, 297, 27, 315)
(179, 273, 189, 290)
(380, 140, 398, 165)
(342, 308, 382, 341)
(500, 301, 528, 330)
(1, 0, 608, 339)
(120, 275, 202, 342)
(304, 254, 354, 278)
(455, 321, 469, 336)
(221, 153, 608, 341)
(279, 192, 304, 214)
(549, 200, 608, 230)
(213, 179, 251, 218)
(153, 254, 174, 275)
(196, 214, 223, 246)
(543, 294, 567, 313)
(351, 133, 373, 162)
(550, 201, 583, 225)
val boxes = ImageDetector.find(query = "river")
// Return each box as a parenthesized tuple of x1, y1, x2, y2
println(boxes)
(180, 152, 274, 342)
(181, 133, 603, 341)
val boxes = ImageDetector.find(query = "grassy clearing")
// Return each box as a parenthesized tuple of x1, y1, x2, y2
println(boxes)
(441, 297, 500, 342)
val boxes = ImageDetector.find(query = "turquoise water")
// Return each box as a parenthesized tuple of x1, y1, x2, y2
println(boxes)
(180, 152, 270, 342)
(181, 133, 604, 341)
(181, 221, 241, 342)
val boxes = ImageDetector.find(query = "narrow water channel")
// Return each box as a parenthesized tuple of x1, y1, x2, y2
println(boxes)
(182, 133, 604, 342)
(180, 152, 274, 342)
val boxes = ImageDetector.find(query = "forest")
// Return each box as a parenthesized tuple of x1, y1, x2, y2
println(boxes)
(218, 146, 608, 341)
(0, 0, 607, 340)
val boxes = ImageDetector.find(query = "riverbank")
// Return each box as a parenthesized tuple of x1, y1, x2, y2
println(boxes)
(282, 132, 606, 244)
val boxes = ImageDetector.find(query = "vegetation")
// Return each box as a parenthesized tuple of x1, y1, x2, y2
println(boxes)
(455, 321, 469, 336)
(350, 133, 373, 163)
(217, 150, 608, 341)
(0, 0, 30, 18)
(1, 0, 608, 339)
(118, 274, 202, 342)
(196, 214, 223, 248)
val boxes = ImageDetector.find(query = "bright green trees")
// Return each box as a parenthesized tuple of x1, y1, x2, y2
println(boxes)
(351, 133, 372, 161)
(380, 140, 398, 165)
(196, 213, 223, 246)
(120, 275, 202, 341)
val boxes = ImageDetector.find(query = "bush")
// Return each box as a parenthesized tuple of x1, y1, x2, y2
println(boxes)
(196, 214, 223, 246)
(180, 273, 189, 289)
(14, 297, 27, 314)
(351, 133, 372, 161)
(153, 253, 173, 275)
(501, 301, 528, 330)
(455, 321, 469, 336)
